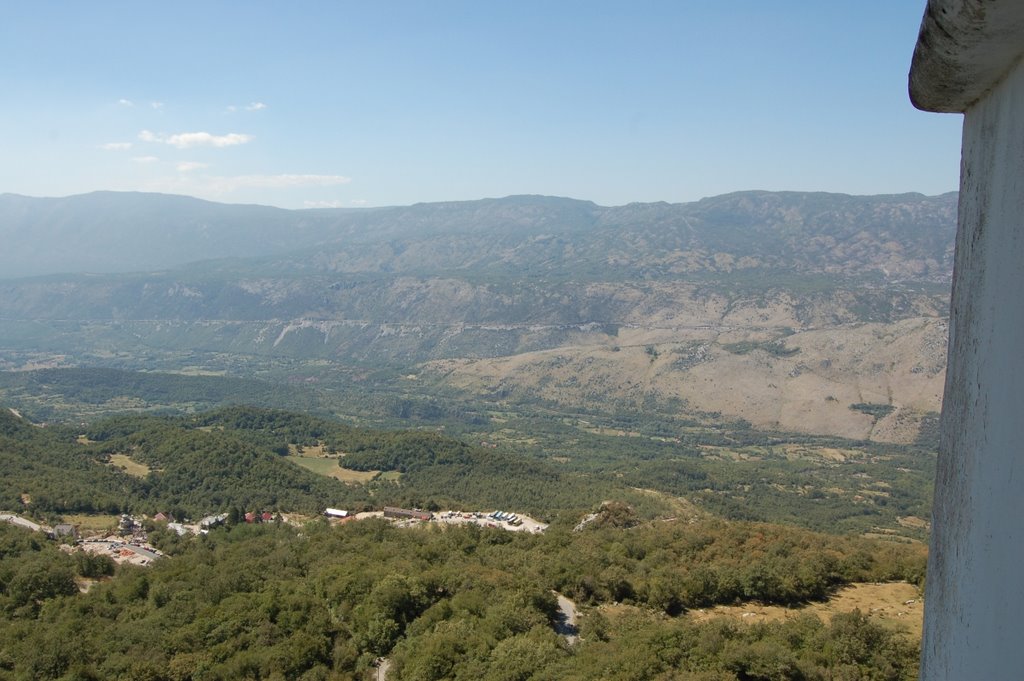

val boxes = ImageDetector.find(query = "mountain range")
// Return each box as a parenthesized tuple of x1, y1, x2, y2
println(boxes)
(0, 190, 957, 442)
(1, 190, 956, 282)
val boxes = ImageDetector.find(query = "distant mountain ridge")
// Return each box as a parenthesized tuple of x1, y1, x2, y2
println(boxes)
(0, 190, 957, 358)
(0, 191, 352, 279)
(0, 190, 957, 282)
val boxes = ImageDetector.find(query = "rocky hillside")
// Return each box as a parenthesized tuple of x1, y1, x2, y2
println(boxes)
(252, 191, 959, 285)
(0, 190, 957, 442)
(424, 314, 948, 444)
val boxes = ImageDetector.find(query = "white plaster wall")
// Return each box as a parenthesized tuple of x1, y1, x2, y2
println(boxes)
(920, 56, 1024, 679)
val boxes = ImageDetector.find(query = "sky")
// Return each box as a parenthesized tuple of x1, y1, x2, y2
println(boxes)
(0, 1, 963, 210)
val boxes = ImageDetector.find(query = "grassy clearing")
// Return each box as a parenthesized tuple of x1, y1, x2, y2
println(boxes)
(779, 444, 864, 462)
(686, 582, 923, 640)
(108, 454, 150, 478)
(60, 513, 120, 535)
(582, 426, 640, 437)
(287, 443, 330, 457)
(630, 487, 707, 521)
(285, 456, 380, 483)
(898, 515, 930, 530)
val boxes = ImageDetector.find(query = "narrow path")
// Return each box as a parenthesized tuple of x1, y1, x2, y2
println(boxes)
(553, 591, 579, 645)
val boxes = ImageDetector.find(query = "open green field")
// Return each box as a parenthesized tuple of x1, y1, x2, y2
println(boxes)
(287, 443, 329, 457)
(284, 456, 380, 483)
(108, 454, 151, 478)
(59, 513, 121, 535)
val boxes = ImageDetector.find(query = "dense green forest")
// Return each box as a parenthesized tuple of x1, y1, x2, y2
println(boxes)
(0, 406, 637, 522)
(0, 516, 924, 680)
(0, 369, 935, 539)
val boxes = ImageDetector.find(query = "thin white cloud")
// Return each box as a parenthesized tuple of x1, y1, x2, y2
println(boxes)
(137, 130, 253, 148)
(118, 98, 134, 107)
(303, 200, 346, 208)
(350, 199, 368, 206)
(100, 142, 132, 151)
(132, 156, 160, 163)
(226, 102, 266, 114)
(176, 161, 208, 172)
(151, 101, 164, 110)
(168, 132, 251, 148)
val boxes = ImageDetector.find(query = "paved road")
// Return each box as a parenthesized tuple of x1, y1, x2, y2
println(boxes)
(0, 514, 46, 534)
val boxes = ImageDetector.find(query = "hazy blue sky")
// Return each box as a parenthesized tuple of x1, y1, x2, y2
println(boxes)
(1, 2, 961, 209)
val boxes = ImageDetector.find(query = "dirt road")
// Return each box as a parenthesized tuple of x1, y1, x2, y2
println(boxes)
(553, 592, 579, 645)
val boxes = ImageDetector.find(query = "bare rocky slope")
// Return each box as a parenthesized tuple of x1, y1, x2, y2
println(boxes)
(424, 315, 947, 444)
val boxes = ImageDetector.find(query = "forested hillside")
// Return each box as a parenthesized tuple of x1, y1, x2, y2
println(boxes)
(0, 398, 931, 678)
(0, 405, 632, 521)
(0, 515, 925, 680)
(0, 399, 934, 541)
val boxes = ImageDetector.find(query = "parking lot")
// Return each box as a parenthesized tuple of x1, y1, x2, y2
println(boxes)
(432, 510, 548, 533)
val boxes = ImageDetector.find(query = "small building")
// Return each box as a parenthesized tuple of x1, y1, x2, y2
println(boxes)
(199, 513, 228, 529)
(166, 522, 189, 537)
(118, 514, 138, 535)
(324, 508, 349, 518)
(383, 507, 432, 522)
(52, 524, 78, 540)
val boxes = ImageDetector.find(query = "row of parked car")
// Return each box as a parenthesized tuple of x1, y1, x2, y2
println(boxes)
(489, 510, 522, 526)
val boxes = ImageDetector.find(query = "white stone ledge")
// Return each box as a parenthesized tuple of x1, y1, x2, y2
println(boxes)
(909, 0, 1024, 112)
